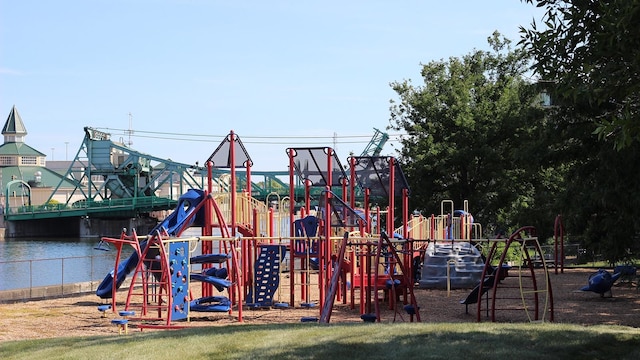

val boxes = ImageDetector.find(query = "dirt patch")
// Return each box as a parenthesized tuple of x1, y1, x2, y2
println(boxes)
(1, 268, 638, 342)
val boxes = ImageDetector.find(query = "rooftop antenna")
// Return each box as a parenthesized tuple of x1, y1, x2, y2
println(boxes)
(126, 112, 134, 146)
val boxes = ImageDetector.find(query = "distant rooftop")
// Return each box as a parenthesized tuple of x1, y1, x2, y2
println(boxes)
(2, 105, 28, 142)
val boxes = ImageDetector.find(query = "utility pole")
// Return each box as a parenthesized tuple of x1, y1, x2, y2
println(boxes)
(126, 112, 134, 146)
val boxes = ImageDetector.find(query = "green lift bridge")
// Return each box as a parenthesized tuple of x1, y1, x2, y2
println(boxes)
(4, 127, 388, 221)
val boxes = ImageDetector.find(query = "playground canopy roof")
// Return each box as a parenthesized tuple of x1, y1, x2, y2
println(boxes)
(350, 156, 410, 200)
(287, 147, 347, 187)
(207, 133, 253, 168)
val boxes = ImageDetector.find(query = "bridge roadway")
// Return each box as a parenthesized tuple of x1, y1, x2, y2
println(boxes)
(3, 185, 319, 222)
(4, 196, 180, 221)
(4, 172, 348, 224)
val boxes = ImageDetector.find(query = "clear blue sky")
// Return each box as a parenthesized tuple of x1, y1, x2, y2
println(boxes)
(1, 0, 543, 171)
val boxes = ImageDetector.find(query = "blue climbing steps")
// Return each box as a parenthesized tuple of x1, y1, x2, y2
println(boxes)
(246, 245, 287, 307)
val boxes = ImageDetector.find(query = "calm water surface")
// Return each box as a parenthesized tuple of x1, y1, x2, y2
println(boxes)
(0, 237, 135, 291)
(0, 229, 205, 291)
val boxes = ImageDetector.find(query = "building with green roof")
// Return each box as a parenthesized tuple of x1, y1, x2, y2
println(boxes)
(0, 106, 80, 233)
(0, 106, 185, 237)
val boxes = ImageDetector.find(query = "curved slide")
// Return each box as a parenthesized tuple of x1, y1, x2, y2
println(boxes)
(460, 275, 495, 306)
(96, 189, 206, 299)
(189, 273, 231, 293)
(460, 265, 509, 306)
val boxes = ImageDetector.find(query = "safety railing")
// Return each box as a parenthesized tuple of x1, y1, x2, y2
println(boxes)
(0, 254, 122, 301)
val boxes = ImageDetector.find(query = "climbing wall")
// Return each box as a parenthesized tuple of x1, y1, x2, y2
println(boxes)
(169, 241, 189, 321)
(246, 245, 287, 307)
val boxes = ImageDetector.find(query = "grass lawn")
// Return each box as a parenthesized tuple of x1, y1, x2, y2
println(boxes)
(1, 322, 639, 360)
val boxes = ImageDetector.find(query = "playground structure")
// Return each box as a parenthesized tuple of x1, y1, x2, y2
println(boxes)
(405, 205, 554, 323)
(95, 131, 427, 328)
(461, 226, 554, 322)
(417, 202, 485, 289)
(95, 130, 555, 329)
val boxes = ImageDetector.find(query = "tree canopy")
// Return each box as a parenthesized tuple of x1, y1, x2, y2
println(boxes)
(389, 23, 640, 263)
(519, 0, 640, 150)
(518, 0, 640, 263)
(388, 33, 552, 237)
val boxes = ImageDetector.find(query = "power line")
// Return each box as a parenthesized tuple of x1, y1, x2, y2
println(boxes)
(116, 132, 403, 145)
(96, 127, 406, 145)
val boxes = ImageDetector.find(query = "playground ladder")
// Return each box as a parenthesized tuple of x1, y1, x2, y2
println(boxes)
(124, 231, 181, 327)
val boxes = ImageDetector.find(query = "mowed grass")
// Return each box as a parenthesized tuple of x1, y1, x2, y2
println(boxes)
(1, 322, 640, 360)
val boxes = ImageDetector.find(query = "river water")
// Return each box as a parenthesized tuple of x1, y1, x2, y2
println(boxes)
(0, 228, 212, 291)
(0, 237, 135, 291)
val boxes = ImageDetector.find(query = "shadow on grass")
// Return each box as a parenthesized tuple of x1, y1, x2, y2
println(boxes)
(2, 323, 640, 360)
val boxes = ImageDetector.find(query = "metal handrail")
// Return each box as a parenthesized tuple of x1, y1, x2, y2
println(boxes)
(0, 254, 119, 296)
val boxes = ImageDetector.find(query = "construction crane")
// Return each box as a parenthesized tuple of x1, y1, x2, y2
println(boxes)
(360, 127, 389, 157)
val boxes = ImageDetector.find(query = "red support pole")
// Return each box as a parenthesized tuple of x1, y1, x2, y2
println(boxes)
(366, 242, 372, 315)
(402, 188, 409, 239)
(252, 208, 258, 237)
(359, 246, 365, 314)
(402, 188, 411, 288)
(230, 131, 237, 237)
(388, 157, 396, 236)
(288, 148, 296, 306)
(321, 186, 330, 314)
(246, 160, 251, 196)
(305, 180, 311, 215)
(349, 157, 356, 211)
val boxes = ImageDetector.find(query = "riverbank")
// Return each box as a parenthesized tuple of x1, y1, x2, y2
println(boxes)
(0, 281, 99, 304)
(0, 276, 137, 304)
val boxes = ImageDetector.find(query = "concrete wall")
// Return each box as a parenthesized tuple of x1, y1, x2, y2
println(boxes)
(0, 281, 100, 303)
(0, 277, 136, 304)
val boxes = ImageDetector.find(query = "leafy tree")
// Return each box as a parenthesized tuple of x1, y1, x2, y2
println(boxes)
(520, 0, 640, 263)
(388, 33, 554, 237)
(519, 0, 640, 150)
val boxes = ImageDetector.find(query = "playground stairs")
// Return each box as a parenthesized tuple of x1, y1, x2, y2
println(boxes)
(418, 241, 484, 289)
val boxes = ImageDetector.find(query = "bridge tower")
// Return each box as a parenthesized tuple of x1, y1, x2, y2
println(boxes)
(5, 127, 205, 237)
(359, 128, 389, 157)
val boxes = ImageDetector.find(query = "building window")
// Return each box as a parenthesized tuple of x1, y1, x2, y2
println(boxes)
(0, 156, 15, 165)
(20, 156, 37, 165)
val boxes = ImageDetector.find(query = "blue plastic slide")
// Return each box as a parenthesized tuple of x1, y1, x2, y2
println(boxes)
(189, 273, 232, 293)
(96, 189, 206, 299)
